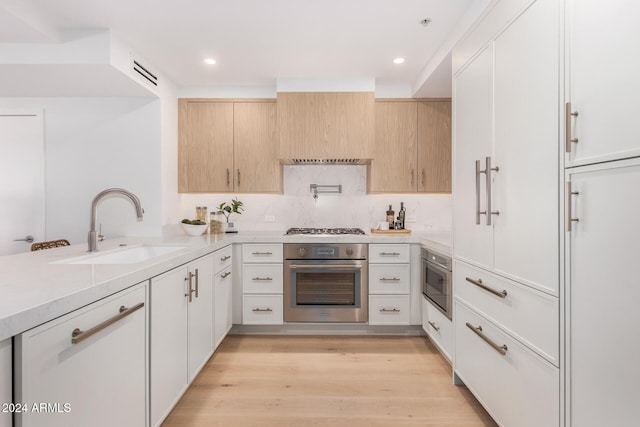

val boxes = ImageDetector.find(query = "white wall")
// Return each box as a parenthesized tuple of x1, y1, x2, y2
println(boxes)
(178, 165, 452, 233)
(0, 97, 162, 244)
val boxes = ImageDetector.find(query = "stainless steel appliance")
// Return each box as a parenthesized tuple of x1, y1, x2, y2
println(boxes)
(285, 227, 366, 236)
(284, 243, 368, 322)
(421, 248, 452, 320)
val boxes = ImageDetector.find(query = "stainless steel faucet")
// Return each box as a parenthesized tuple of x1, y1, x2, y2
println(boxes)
(88, 188, 144, 252)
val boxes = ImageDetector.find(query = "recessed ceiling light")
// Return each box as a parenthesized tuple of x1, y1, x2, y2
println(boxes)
(204, 58, 217, 65)
(393, 58, 405, 65)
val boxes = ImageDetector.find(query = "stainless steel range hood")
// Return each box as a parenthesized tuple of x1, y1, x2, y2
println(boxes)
(282, 158, 370, 165)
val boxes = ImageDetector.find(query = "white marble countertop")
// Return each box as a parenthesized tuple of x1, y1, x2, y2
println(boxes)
(0, 229, 451, 341)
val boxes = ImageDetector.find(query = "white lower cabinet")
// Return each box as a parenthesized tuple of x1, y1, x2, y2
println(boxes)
(421, 297, 452, 363)
(14, 283, 147, 427)
(455, 301, 559, 427)
(368, 295, 410, 325)
(214, 246, 233, 349)
(242, 295, 284, 325)
(0, 339, 11, 427)
(150, 253, 214, 427)
(242, 244, 283, 325)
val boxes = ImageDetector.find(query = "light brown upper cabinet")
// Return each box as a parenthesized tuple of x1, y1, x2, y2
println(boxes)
(277, 92, 374, 162)
(178, 99, 281, 193)
(367, 99, 451, 193)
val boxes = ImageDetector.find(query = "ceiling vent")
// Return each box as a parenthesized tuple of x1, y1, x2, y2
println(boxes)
(287, 158, 369, 165)
(132, 59, 158, 87)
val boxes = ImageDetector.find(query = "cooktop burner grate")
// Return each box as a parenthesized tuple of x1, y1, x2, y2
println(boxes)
(285, 227, 366, 235)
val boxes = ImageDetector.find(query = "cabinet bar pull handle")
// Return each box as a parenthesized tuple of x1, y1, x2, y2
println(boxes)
(221, 271, 231, 279)
(252, 251, 273, 255)
(466, 322, 508, 355)
(380, 308, 400, 313)
(475, 160, 486, 224)
(380, 277, 400, 281)
(465, 277, 507, 298)
(237, 169, 241, 186)
(485, 156, 500, 225)
(565, 182, 580, 231)
(185, 274, 193, 302)
(71, 302, 144, 344)
(379, 252, 400, 256)
(428, 321, 440, 331)
(220, 255, 231, 261)
(194, 268, 199, 298)
(252, 277, 273, 281)
(565, 102, 579, 153)
(252, 307, 273, 312)
(226, 169, 230, 187)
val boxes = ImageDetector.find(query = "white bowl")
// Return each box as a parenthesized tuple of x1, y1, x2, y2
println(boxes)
(181, 223, 209, 236)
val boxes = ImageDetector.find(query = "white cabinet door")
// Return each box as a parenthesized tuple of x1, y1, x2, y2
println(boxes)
(214, 263, 233, 349)
(1, 339, 12, 427)
(187, 254, 214, 382)
(150, 266, 189, 427)
(492, 0, 559, 295)
(567, 0, 640, 165)
(452, 46, 494, 269)
(15, 284, 146, 427)
(567, 159, 640, 427)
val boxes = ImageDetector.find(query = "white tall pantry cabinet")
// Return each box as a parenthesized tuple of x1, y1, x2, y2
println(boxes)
(565, 1, 640, 425)
(452, 0, 561, 425)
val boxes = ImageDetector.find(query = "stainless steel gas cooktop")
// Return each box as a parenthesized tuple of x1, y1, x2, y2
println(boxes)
(284, 227, 366, 236)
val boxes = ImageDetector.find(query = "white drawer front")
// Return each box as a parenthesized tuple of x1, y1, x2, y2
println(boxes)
(369, 264, 410, 294)
(455, 302, 559, 427)
(242, 264, 283, 294)
(368, 295, 410, 325)
(454, 261, 559, 366)
(213, 245, 233, 273)
(242, 244, 283, 263)
(368, 244, 410, 263)
(422, 297, 453, 363)
(242, 295, 283, 325)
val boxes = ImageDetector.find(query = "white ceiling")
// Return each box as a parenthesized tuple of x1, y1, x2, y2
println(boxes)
(0, 0, 477, 95)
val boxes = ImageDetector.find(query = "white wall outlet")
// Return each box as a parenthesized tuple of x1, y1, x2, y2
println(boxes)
(406, 215, 417, 223)
(264, 215, 276, 222)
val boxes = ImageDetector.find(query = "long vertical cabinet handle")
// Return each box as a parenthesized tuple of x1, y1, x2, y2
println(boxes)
(485, 156, 500, 225)
(565, 182, 580, 231)
(565, 102, 579, 153)
(194, 268, 199, 298)
(475, 160, 487, 224)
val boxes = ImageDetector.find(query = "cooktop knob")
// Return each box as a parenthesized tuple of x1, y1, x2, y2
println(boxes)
(297, 247, 306, 256)
(346, 247, 353, 256)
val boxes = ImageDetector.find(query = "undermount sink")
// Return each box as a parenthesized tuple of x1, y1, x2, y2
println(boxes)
(55, 245, 186, 265)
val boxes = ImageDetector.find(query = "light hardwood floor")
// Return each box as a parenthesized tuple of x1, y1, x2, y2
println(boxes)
(161, 335, 497, 427)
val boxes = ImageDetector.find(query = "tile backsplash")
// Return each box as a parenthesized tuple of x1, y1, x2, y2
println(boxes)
(178, 165, 452, 232)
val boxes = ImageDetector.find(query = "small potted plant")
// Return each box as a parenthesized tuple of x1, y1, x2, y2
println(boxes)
(217, 198, 244, 233)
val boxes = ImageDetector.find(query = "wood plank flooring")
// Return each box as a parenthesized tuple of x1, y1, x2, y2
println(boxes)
(161, 335, 497, 427)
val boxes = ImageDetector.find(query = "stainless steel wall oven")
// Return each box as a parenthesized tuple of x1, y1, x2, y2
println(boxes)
(284, 243, 368, 323)
(421, 248, 452, 320)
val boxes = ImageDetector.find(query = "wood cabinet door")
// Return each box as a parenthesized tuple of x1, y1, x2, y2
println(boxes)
(234, 102, 281, 192)
(178, 101, 233, 192)
(187, 254, 214, 382)
(452, 46, 493, 269)
(567, 0, 640, 166)
(492, 0, 559, 295)
(368, 101, 417, 192)
(567, 159, 640, 427)
(417, 101, 451, 193)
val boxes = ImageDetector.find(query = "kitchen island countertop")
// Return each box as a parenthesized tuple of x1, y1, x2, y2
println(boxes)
(0, 229, 450, 341)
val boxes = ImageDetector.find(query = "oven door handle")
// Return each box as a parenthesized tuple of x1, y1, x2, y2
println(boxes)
(289, 264, 364, 270)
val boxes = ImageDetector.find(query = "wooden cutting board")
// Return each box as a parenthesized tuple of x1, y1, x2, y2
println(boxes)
(370, 228, 412, 235)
